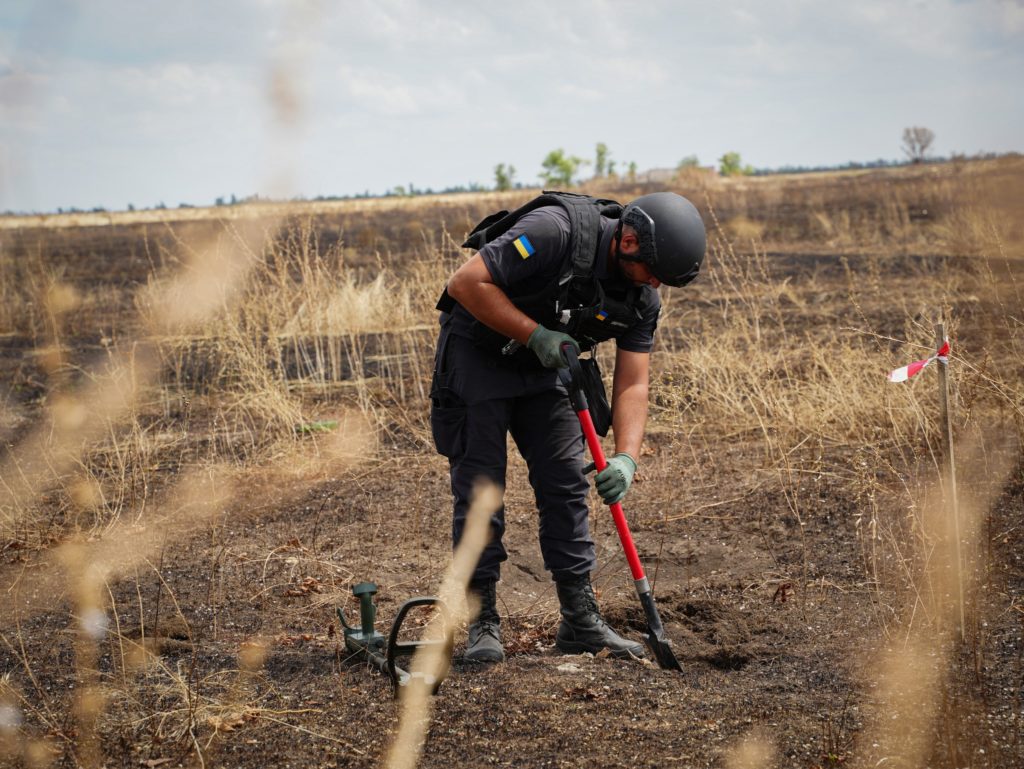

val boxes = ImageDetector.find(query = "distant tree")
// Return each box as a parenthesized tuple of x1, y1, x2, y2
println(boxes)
(539, 149, 586, 187)
(607, 160, 617, 178)
(677, 155, 700, 170)
(719, 152, 754, 176)
(494, 163, 516, 191)
(156, 201, 167, 210)
(127, 203, 135, 212)
(901, 126, 935, 163)
(594, 143, 610, 177)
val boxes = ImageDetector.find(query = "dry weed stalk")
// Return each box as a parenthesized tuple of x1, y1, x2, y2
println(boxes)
(384, 481, 500, 769)
(854, 430, 1018, 768)
(1, 219, 275, 543)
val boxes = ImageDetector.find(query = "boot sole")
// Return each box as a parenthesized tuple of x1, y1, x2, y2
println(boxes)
(462, 651, 505, 664)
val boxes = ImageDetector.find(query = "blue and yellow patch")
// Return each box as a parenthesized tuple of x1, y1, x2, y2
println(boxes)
(595, 310, 608, 321)
(512, 234, 536, 259)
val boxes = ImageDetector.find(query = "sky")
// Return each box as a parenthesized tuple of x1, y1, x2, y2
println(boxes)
(1, 0, 1022, 213)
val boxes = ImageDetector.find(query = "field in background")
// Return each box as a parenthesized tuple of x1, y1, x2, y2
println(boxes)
(0, 158, 1022, 768)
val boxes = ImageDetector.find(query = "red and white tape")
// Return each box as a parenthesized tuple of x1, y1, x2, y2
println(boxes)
(887, 340, 950, 383)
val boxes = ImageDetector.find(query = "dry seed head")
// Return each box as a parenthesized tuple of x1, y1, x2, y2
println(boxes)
(69, 477, 102, 510)
(724, 729, 775, 769)
(36, 344, 65, 373)
(858, 638, 944, 768)
(173, 466, 233, 520)
(73, 687, 105, 720)
(319, 410, 376, 466)
(238, 639, 268, 672)
(0, 734, 17, 763)
(124, 640, 157, 672)
(0, 705, 18, 763)
(56, 540, 107, 622)
(147, 224, 266, 334)
(45, 281, 80, 315)
(49, 396, 88, 431)
(25, 738, 59, 769)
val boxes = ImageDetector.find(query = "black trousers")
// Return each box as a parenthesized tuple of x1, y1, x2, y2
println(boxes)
(430, 326, 594, 582)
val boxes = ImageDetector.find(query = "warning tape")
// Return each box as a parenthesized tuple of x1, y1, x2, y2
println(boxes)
(887, 339, 950, 383)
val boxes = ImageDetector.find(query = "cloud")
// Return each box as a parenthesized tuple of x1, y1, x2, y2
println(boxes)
(1, 0, 1021, 211)
(110, 63, 228, 107)
(557, 83, 604, 102)
(334, 65, 467, 118)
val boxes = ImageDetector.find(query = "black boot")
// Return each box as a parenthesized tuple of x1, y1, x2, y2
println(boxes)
(464, 579, 504, 663)
(555, 574, 646, 659)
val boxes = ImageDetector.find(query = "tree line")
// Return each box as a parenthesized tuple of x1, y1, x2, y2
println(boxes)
(22, 125, 1013, 216)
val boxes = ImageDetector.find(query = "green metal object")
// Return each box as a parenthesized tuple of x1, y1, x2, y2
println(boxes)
(337, 582, 452, 697)
(342, 582, 387, 656)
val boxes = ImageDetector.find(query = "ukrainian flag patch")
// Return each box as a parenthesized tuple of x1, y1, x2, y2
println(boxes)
(512, 234, 535, 259)
(595, 310, 608, 321)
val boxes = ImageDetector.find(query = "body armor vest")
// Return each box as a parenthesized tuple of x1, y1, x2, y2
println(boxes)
(437, 192, 647, 354)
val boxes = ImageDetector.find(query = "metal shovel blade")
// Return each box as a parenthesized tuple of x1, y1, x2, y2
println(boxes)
(637, 581, 682, 672)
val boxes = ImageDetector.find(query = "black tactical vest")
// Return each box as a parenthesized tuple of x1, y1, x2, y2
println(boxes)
(437, 192, 647, 354)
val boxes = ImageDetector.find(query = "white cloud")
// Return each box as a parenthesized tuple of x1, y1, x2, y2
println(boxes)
(732, 8, 757, 25)
(1, 0, 1021, 211)
(557, 83, 603, 102)
(112, 63, 227, 106)
(334, 65, 468, 118)
(337, 66, 419, 117)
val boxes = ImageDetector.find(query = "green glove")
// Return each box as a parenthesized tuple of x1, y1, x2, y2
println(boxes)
(526, 325, 580, 369)
(594, 453, 637, 505)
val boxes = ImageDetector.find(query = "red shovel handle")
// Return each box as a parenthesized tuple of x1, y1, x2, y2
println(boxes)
(575, 407, 646, 582)
(559, 343, 646, 582)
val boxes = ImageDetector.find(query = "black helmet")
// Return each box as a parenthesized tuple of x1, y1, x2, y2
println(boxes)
(617, 192, 706, 287)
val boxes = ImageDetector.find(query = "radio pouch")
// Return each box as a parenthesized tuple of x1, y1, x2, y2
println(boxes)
(579, 355, 612, 437)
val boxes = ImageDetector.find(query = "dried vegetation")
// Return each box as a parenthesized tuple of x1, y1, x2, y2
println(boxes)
(0, 157, 1022, 767)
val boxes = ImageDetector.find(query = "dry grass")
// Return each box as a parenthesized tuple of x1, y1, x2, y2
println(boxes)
(0, 157, 1021, 767)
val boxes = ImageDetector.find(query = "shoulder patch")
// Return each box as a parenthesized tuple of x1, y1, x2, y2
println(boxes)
(512, 234, 535, 259)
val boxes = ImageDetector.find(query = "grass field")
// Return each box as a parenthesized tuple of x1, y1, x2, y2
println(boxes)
(1, 157, 1022, 768)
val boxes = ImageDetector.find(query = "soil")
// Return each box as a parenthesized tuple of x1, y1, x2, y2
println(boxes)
(1, 191, 1022, 769)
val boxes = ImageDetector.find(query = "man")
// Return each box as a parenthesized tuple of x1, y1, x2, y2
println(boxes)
(430, 191, 706, 663)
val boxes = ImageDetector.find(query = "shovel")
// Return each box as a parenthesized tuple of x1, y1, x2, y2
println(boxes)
(558, 345, 682, 672)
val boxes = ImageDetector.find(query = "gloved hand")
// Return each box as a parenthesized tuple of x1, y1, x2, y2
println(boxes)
(526, 325, 580, 369)
(594, 453, 637, 505)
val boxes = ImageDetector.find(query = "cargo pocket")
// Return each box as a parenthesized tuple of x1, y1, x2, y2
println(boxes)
(430, 401, 466, 458)
(429, 327, 466, 459)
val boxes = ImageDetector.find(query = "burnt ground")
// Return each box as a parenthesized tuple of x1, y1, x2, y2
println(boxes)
(0, 210, 1022, 769)
(6, 441, 1019, 769)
